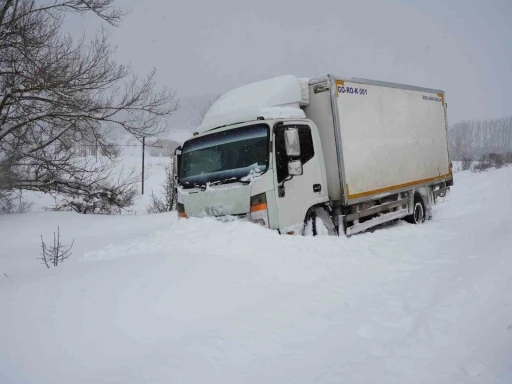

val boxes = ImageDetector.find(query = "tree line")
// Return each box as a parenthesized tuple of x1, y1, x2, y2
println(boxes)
(449, 116, 512, 161)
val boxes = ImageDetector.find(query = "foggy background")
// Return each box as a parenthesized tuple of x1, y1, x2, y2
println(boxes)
(69, 0, 512, 142)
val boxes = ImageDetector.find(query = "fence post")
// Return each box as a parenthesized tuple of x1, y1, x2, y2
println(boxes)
(142, 136, 145, 195)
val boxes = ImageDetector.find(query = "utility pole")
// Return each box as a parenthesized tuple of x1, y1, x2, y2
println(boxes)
(142, 136, 145, 195)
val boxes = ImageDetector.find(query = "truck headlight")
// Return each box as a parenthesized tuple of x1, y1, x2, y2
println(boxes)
(250, 193, 269, 227)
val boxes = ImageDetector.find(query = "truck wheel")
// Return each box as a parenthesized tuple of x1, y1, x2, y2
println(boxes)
(406, 195, 425, 224)
(303, 209, 317, 236)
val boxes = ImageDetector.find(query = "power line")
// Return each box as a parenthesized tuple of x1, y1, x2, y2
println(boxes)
(79, 144, 176, 149)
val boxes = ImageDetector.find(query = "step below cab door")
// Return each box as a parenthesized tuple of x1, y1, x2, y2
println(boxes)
(274, 123, 328, 233)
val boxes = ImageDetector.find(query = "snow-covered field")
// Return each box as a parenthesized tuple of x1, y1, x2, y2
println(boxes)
(1, 166, 512, 383)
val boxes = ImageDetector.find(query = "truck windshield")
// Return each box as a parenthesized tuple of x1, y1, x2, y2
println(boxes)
(179, 124, 270, 188)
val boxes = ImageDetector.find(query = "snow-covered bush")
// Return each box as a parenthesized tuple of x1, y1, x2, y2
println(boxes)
(52, 164, 140, 214)
(56, 183, 137, 215)
(146, 162, 177, 213)
(461, 157, 472, 171)
(0, 190, 32, 214)
(474, 153, 509, 172)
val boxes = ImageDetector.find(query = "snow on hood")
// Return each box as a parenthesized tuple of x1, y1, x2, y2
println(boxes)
(198, 75, 310, 133)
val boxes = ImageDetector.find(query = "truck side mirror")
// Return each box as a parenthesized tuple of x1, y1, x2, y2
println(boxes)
(288, 159, 303, 176)
(284, 128, 301, 157)
(173, 146, 182, 182)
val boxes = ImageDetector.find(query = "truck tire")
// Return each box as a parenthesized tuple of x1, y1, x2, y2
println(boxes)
(303, 209, 317, 236)
(406, 195, 425, 224)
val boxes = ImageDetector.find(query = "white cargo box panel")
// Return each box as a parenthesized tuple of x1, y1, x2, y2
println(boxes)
(333, 78, 451, 203)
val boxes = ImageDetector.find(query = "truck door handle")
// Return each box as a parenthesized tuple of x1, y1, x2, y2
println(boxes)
(313, 184, 321, 192)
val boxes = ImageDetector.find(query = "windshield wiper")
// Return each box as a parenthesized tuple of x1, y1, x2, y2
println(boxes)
(199, 177, 251, 190)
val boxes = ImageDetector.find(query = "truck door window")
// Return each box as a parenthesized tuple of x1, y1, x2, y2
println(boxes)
(299, 128, 315, 164)
(276, 125, 315, 183)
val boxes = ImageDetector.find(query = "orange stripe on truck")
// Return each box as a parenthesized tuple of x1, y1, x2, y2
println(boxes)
(347, 173, 451, 200)
(437, 93, 445, 105)
(250, 203, 267, 212)
(335, 80, 345, 96)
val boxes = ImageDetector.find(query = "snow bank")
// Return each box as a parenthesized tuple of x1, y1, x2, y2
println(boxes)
(1, 167, 512, 383)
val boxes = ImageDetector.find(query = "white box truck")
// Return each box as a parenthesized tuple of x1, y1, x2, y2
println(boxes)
(175, 74, 453, 236)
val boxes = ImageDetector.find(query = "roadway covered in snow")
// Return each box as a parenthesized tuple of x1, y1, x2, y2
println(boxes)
(1, 167, 511, 383)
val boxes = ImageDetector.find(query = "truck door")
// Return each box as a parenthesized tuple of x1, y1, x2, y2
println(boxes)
(274, 123, 327, 233)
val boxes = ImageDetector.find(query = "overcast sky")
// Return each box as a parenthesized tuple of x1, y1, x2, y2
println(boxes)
(76, 0, 512, 126)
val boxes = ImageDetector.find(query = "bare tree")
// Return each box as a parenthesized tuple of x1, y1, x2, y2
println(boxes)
(40, 226, 74, 268)
(146, 161, 177, 213)
(0, 0, 178, 211)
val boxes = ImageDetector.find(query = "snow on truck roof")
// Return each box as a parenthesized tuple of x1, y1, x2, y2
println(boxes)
(196, 74, 445, 134)
(197, 75, 310, 133)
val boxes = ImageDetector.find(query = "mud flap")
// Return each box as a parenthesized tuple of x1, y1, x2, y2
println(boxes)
(424, 189, 434, 221)
(433, 187, 450, 205)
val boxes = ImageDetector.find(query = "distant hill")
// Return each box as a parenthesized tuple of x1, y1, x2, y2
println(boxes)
(166, 94, 219, 143)
(109, 93, 219, 148)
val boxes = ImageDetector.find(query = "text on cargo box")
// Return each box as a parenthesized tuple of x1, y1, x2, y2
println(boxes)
(338, 86, 368, 96)
(422, 95, 442, 102)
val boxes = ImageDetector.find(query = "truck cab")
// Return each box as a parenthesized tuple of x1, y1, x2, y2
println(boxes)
(177, 118, 329, 233)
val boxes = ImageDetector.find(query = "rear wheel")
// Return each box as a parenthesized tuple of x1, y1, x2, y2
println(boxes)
(406, 195, 425, 224)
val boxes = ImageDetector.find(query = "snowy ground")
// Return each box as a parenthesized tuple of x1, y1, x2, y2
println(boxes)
(1, 166, 512, 383)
